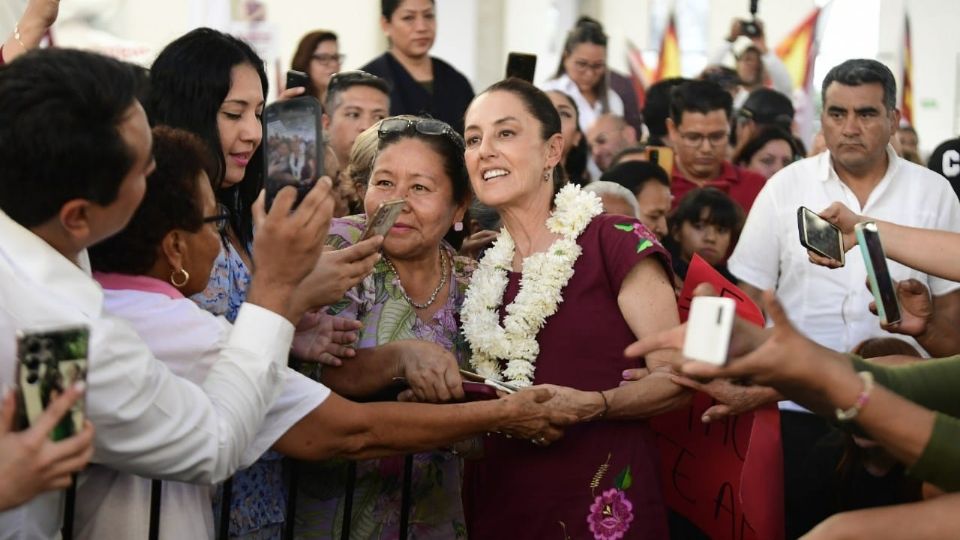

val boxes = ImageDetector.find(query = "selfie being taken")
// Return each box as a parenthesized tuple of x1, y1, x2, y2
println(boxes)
(2, 1, 960, 539)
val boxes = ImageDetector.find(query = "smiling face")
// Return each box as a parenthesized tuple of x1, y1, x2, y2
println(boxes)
(364, 137, 464, 261)
(217, 63, 265, 187)
(463, 90, 563, 212)
(821, 82, 897, 178)
(382, 0, 436, 60)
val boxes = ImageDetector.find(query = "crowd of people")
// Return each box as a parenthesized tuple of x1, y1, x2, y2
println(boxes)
(2, 0, 960, 539)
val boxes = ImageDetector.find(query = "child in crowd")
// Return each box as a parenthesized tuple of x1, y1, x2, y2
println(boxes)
(664, 188, 744, 286)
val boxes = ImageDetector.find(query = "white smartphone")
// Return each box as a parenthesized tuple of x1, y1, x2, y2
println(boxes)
(683, 297, 736, 366)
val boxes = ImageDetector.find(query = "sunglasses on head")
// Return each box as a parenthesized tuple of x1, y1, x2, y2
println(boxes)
(378, 117, 465, 151)
(327, 70, 382, 93)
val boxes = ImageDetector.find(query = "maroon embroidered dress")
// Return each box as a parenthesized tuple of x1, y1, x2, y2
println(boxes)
(463, 214, 671, 540)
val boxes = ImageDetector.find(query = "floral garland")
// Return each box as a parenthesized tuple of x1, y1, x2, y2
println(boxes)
(461, 184, 603, 387)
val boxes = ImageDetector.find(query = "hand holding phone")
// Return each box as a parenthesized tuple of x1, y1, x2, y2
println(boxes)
(856, 221, 902, 326)
(361, 199, 406, 241)
(285, 70, 310, 91)
(16, 325, 89, 440)
(683, 297, 736, 366)
(264, 96, 324, 211)
(798, 206, 845, 265)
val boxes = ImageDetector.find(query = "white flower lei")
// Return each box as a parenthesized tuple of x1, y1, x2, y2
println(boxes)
(461, 184, 603, 387)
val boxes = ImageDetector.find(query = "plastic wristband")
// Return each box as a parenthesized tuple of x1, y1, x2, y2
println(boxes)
(834, 371, 874, 422)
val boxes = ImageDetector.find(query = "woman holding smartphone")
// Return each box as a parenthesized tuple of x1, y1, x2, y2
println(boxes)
(293, 115, 477, 538)
(360, 0, 474, 134)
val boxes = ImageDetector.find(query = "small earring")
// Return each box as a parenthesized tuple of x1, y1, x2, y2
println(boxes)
(453, 221, 464, 232)
(170, 268, 190, 288)
(544, 171, 551, 182)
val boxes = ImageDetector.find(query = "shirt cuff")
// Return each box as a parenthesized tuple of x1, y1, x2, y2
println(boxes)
(231, 302, 295, 360)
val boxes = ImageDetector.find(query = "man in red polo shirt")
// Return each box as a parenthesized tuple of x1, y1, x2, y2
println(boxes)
(666, 79, 767, 212)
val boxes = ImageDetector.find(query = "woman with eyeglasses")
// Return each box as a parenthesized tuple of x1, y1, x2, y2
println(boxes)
(541, 17, 624, 134)
(460, 78, 689, 539)
(144, 27, 382, 539)
(290, 30, 343, 104)
(360, 0, 474, 134)
(293, 115, 476, 538)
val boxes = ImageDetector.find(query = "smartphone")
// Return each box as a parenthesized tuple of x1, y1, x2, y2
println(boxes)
(682, 297, 736, 366)
(16, 325, 89, 440)
(855, 221, 902, 326)
(361, 199, 406, 241)
(459, 368, 518, 394)
(264, 96, 324, 211)
(505, 52, 537, 83)
(645, 145, 673, 177)
(797, 206, 845, 265)
(285, 70, 310, 91)
(462, 381, 500, 401)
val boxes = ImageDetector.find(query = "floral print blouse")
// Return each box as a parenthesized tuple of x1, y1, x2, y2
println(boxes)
(294, 214, 475, 540)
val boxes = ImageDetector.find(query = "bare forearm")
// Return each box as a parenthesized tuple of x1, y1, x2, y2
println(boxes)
(605, 374, 692, 420)
(3, 17, 45, 63)
(805, 493, 960, 540)
(878, 221, 960, 282)
(319, 343, 401, 398)
(273, 393, 509, 460)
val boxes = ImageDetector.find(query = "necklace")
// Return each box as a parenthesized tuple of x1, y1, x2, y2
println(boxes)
(461, 184, 603, 387)
(383, 247, 448, 309)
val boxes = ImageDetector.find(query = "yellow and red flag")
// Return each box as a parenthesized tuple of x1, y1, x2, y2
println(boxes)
(901, 14, 914, 124)
(655, 14, 682, 82)
(626, 40, 652, 108)
(775, 8, 821, 90)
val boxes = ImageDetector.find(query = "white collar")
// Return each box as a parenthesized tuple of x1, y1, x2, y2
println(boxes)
(0, 210, 102, 317)
(819, 144, 900, 184)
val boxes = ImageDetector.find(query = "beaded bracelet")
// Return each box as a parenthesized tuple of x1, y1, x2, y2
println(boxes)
(835, 371, 874, 422)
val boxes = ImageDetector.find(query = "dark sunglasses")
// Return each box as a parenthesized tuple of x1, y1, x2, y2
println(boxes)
(378, 117, 465, 151)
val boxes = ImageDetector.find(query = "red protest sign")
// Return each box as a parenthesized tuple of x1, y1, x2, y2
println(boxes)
(652, 255, 784, 540)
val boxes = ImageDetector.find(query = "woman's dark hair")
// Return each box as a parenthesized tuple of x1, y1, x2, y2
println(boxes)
(376, 115, 470, 205)
(0, 48, 138, 228)
(144, 27, 267, 251)
(553, 17, 611, 112)
(90, 127, 217, 275)
(546, 90, 588, 185)
(733, 126, 804, 167)
(290, 30, 338, 100)
(382, 0, 434, 19)
(479, 78, 567, 194)
(668, 188, 745, 249)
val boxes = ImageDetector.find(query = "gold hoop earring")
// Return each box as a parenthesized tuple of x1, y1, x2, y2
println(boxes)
(170, 268, 190, 288)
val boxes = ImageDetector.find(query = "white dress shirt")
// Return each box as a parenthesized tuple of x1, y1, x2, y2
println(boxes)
(74, 277, 328, 540)
(540, 74, 625, 133)
(728, 146, 960, 410)
(0, 210, 295, 540)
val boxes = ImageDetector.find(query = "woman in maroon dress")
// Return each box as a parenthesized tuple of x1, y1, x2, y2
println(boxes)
(459, 78, 689, 540)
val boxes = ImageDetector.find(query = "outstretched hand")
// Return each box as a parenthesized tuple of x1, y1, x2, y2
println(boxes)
(292, 312, 362, 366)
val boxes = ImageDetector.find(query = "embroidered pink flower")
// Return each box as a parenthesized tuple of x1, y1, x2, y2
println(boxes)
(587, 488, 634, 540)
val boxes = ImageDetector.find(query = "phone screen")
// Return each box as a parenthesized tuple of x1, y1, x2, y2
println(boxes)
(16, 325, 89, 440)
(857, 222, 902, 325)
(286, 70, 309, 91)
(505, 53, 537, 83)
(264, 97, 324, 211)
(798, 207, 843, 262)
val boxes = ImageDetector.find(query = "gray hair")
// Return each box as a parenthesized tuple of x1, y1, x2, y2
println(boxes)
(821, 59, 897, 112)
(583, 181, 640, 218)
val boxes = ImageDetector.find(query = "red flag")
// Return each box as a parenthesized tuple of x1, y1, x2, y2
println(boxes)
(901, 14, 914, 125)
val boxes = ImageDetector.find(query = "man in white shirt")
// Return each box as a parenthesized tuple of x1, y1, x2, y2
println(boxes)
(0, 48, 336, 539)
(728, 58, 960, 537)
